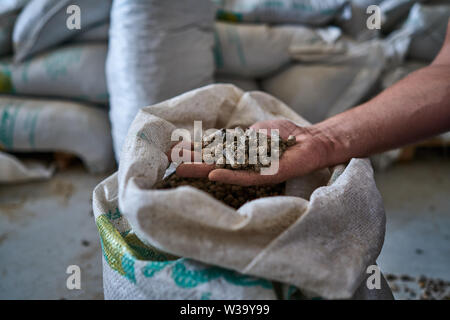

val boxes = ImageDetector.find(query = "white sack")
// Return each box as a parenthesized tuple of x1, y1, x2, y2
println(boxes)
(214, 21, 342, 78)
(0, 96, 114, 173)
(385, 3, 450, 64)
(0, 43, 108, 104)
(0, 151, 54, 183)
(93, 172, 277, 300)
(214, 0, 347, 26)
(116, 84, 387, 299)
(107, 0, 215, 160)
(93, 172, 392, 300)
(262, 40, 386, 123)
(13, 0, 111, 61)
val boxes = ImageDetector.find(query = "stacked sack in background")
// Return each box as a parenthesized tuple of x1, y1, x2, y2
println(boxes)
(2, 0, 449, 181)
(106, 0, 216, 158)
(212, 0, 450, 169)
(2, 0, 448, 178)
(104, 0, 449, 162)
(0, 0, 114, 182)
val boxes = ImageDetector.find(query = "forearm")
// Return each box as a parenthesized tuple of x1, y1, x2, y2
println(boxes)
(307, 63, 450, 168)
(205, 22, 450, 186)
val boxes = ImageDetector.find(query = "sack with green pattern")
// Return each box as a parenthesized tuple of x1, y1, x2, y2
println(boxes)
(0, 43, 108, 104)
(93, 85, 392, 299)
(112, 84, 393, 299)
(213, 21, 342, 78)
(93, 172, 393, 299)
(0, 151, 54, 183)
(0, 95, 114, 173)
(93, 173, 285, 299)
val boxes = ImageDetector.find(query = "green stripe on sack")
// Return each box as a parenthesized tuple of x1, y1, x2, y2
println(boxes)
(97, 213, 271, 292)
(0, 64, 14, 93)
(43, 46, 83, 80)
(23, 110, 39, 148)
(227, 26, 246, 67)
(216, 9, 243, 22)
(96, 213, 174, 283)
(0, 105, 19, 149)
(97, 214, 136, 282)
(142, 258, 273, 290)
(172, 261, 273, 289)
(213, 29, 225, 69)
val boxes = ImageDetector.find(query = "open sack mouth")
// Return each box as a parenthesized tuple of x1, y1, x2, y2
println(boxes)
(157, 126, 299, 209)
(96, 84, 388, 300)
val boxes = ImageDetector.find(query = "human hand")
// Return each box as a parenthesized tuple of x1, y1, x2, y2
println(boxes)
(170, 119, 328, 186)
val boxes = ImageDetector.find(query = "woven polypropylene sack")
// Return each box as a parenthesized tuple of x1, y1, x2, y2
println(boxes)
(115, 84, 389, 299)
(262, 40, 386, 123)
(12, 0, 111, 61)
(106, 0, 215, 160)
(213, 21, 342, 78)
(0, 43, 108, 104)
(93, 173, 278, 300)
(0, 95, 114, 173)
(93, 172, 393, 299)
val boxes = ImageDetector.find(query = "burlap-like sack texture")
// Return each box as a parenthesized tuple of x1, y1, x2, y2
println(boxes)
(117, 84, 386, 299)
(92, 173, 392, 299)
(93, 173, 279, 300)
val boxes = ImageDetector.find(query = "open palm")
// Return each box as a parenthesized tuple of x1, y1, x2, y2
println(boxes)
(173, 119, 325, 186)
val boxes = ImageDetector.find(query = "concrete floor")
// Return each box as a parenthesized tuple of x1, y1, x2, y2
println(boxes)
(375, 156, 450, 299)
(0, 166, 110, 300)
(0, 157, 449, 300)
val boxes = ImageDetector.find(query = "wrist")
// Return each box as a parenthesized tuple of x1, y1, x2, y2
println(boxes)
(294, 124, 347, 170)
